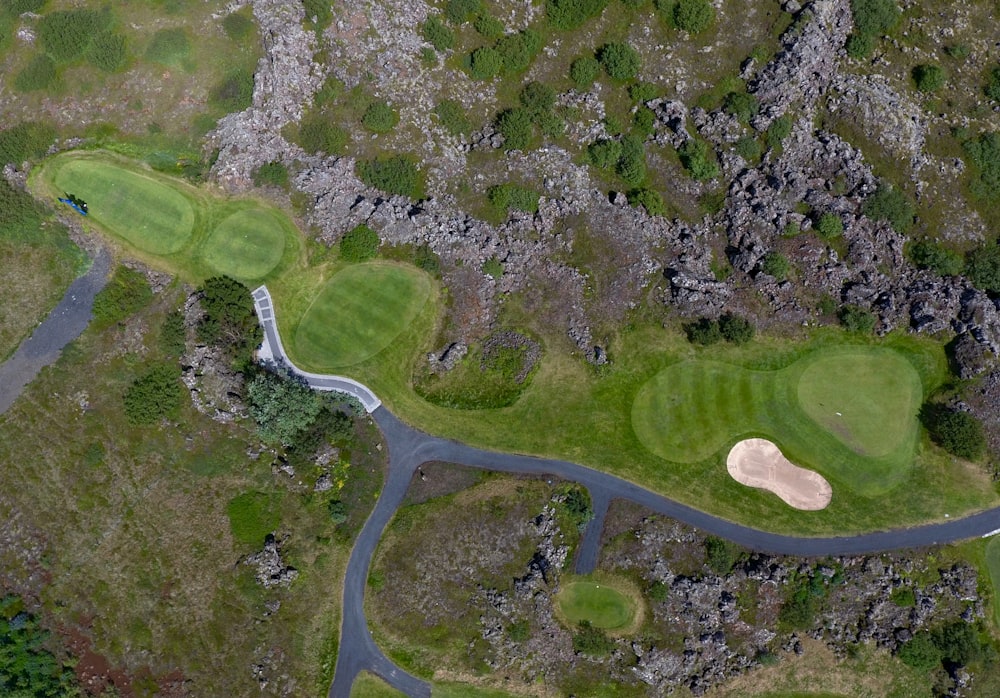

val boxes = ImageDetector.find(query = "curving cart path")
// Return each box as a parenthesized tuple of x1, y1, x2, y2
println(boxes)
(261, 286, 1000, 697)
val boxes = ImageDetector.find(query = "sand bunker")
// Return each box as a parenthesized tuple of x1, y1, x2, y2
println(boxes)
(727, 438, 832, 511)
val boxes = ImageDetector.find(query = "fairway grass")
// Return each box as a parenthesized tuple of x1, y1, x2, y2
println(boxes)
(292, 263, 431, 368)
(631, 346, 922, 496)
(52, 157, 195, 255)
(202, 209, 286, 279)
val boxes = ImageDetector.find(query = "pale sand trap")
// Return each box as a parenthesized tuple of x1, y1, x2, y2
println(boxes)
(727, 438, 832, 511)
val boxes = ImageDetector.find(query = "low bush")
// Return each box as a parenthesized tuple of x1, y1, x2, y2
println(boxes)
(861, 181, 914, 233)
(598, 41, 641, 81)
(434, 99, 471, 136)
(14, 54, 56, 92)
(965, 242, 1000, 291)
(684, 317, 722, 345)
(495, 107, 533, 150)
(252, 161, 289, 188)
(86, 31, 127, 72)
(847, 0, 899, 58)
(0, 178, 43, 238)
(361, 101, 398, 133)
(845, 32, 875, 59)
(705, 536, 743, 575)
(719, 313, 754, 344)
(92, 266, 152, 327)
(507, 620, 530, 642)
(629, 82, 658, 103)
(908, 239, 963, 277)
(37, 8, 110, 62)
(0, 121, 56, 164)
(445, 0, 481, 24)
(356, 156, 421, 198)
(723, 91, 759, 124)
(735, 136, 762, 161)
(123, 362, 183, 425)
(473, 14, 505, 39)
(496, 29, 541, 74)
(766, 114, 794, 150)
(159, 310, 186, 356)
(572, 621, 614, 655)
(673, 0, 715, 34)
(987, 65, 1000, 103)
(210, 68, 254, 112)
(327, 499, 347, 524)
(760, 251, 789, 280)
(617, 133, 646, 186)
(488, 183, 540, 214)
(678, 138, 719, 180)
(226, 492, 281, 545)
(339, 224, 379, 262)
(296, 116, 348, 155)
(962, 131, 1000, 201)
(482, 257, 503, 279)
(303, 0, 332, 30)
(920, 404, 986, 460)
(626, 187, 665, 216)
(838, 304, 876, 334)
(912, 63, 945, 93)
(519, 81, 557, 117)
(469, 45, 502, 79)
(632, 106, 656, 137)
(814, 212, 844, 239)
(588, 138, 622, 169)
(546, 0, 609, 31)
(222, 11, 255, 40)
(570, 56, 600, 89)
(145, 27, 190, 65)
(2, 0, 48, 13)
(421, 14, 454, 52)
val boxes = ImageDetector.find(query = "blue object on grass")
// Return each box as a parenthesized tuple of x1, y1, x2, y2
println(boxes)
(58, 197, 88, 216)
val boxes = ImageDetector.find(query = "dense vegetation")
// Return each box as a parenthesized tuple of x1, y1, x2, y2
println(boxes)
(0, 596, 78, 697)
(196, 275, 262, 369)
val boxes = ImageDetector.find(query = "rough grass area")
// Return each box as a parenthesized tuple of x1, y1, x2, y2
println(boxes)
(201, 209, 287, 280)
(52, 157, 195, 254)
(292, 263, 431, 369)
(986, 537, 1000, 628)
(631, 346, 922, 496)
(35, 151, 303, 284)
(555, 578, 638, 631)
(350, 671, 406, 697)
(432, 682, 521, 697)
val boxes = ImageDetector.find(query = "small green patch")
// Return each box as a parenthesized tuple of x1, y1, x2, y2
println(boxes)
(202, 209, 287, 280)
(226, 491, 281, 546)
(557, 581, 636, 630)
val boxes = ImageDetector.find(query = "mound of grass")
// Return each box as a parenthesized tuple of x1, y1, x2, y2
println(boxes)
(433, 100, 471, 136)
(222, 11, 255, 40)
(145, 27, 190, 66)
(92, 265, 152, 327)
(361, 101, 399, 133)
(0, 121, 55, 166)
(296, 115, 348, 155)
(631, 346, 922, 494)
(292, 263, 431, 369)
(87, 31, 127, 72)
(51, 157, 195, 255)
(37, 7, 110, 62)
(123, 361, 183, 425)
(226, 491, 281, 545)
(210, 68, 254, 112)
(202, 209, 287, 280)
(14, 54, 56, 92)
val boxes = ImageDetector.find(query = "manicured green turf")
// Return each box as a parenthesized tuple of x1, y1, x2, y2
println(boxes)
(202, 208, 286, 280)
(52, 157, 195, 255)
(350, 671, 406, 697)
(631, 346, 922, 495)
(986, 536, 1000, 627)
(292, 263, 431, 368)
(556, 581, 635, 630)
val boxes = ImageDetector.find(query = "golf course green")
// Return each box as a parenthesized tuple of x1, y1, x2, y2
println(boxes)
(292, 263, 431, 368)
(556, 580, 637, 631)
(631, 346, 922, 495)
(202, 208, 286, 280)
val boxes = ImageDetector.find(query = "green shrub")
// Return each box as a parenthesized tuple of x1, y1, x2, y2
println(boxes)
(719, 313, 754, 344)
(920, 404, 986, 460)
(760, 251, 789, 280)
(422, 14, 454, 52)
(965, 242, 1000, 291)
(210, 68, 254, 112)
(303, 0, 333, 30)
(469, 45, 502, 79)
(253, 161, 289, 188)
(482, 257, 504, 279)
(196, 275, 261, 368)
(496, 107, 533, 150)
(909, 239, 963, 276)
(814, 212, 844, 239)
(648, 580, 668, 602)
(572, 621, 614, 655)
(598, 41, 641, 81)
(536, 111, 565, 139)
(986, 65, 1000, 103)
(123, 362, 183, 425)
(37, 8, 109, 62)
(361, 101, 399, 133)
(588, 138, 622, 169)
(14, 54, 56, 92)
(0, 595, 78, 696)
(678, 138, 719, 180)
(766, 114, 794, 150)
(226, 492, 281, 545)
(488, 184, 540, 214)
(473, 14, 505, 39)
(434, 99, 471, 136)
(850, 0, 899, 37)
(87, 31, 127, 72)
(845, 32, 875, 59)
(704, 536, 742, 575)
(779, 580, 816, 629)
(496, 29, 541, 74)
(962, 131, 1000, 201)
(327, 499, 347, 524)
(559, 485, 593, 527)
(933, 620, 982, 666)
(723, 91, 759, 124)
(546, 0, 610, 31)
(2, 0, 47, 13)
(838, 304, 876, 334)
(629, 82, 658, 103)
(570, 56, 600, 89)
(616, 133, 646, 186)
(889, 586, 916, 607)
(861, 182, 914, 233)
(92, 266, 152, 327)
(507, 620, 530, 642)
(413, 244, 440, 274)
(519, 81, 557, 117)
(357, 156, 421, 198)
(297, 116, 348, 155)
(340, 224, 380, 262)
(945, 43, 970, 60)
(444, 0, 482, 24)
(145, 27, 190, 65)
(0, 178, 43, 238)
(684, 317, 721, 345)
(673, 0, 715, 33)
(248, 370, 323, 446)
(912, 64, 945, 93)
(222, 11, 255, 40)
(159, 310, 186, 356)
(735, 136, 762, 161)
(0, 121, 56, 164)
(626, 187, 665, 216)
(632, 106, 656, 137)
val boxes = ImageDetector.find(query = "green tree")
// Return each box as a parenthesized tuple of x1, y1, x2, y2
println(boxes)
(248, 370, 323, 446)
(673, 0, 715, 33)
(327, 499, 347, 524)
(766, 114, 793, 150)
(912, 64, 945, 93)
(629, 82, 658, 103)
(850, 0, 899, 36)
(496, 30, 541, 74)
(361, 101, 399, 133)
(678, 138, 719, 180)
(814, 212, 844, 239)
(617, 133, 647, 186)
(862, 182, 914, 233)
(473, 14, 505, 39)
(519, 81, 556, 117)
(933, 621, 982, 666)
(965, 242, 1000, 291)
(196, 275, 262, 367)
(469, 45, 502, 79)
(496, 107, 533, 150)
(587, 138, 622, 169)
(210, 68, 254, 113)
(445, 0, 482, 24)
(570, 55, 600, 88)
(920, 404, 986, 460)
(626, 187, 666, 216)
(123, 362, 183, 425)
(340, 224, 380, 262)
(723, 91, 758, 123)
(482, 257, 504, 279)
(838, 304, 876, 334)
(898, 632, 942, 671)
(719, 313, 754, 344)
(559, 486, 592, 527)
(0, 595, 79, 697)
(909, 239, 963, 277)
(598, 42, 641, 81)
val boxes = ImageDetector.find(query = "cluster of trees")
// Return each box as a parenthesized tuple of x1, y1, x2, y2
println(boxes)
(684, 313, 755, 346)
(0, 595, 78, 697)
(196, 275, 263, 370)
(494, 80, 564, 150)
(469, 29, 542, 79)
(846, 0, 900, 59)
(897, 621, 986, 673)
(920, 403, 986, 461)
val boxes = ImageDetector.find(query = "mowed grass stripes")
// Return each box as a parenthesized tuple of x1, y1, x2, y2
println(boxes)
(202, 209, 286, 280)
(293, 263, 430, 368)
(53, 157, 195, 255)
(632, 346, 922, 496)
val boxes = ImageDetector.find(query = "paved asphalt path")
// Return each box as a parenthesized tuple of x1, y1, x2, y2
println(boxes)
(0, 247, 110, 416)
